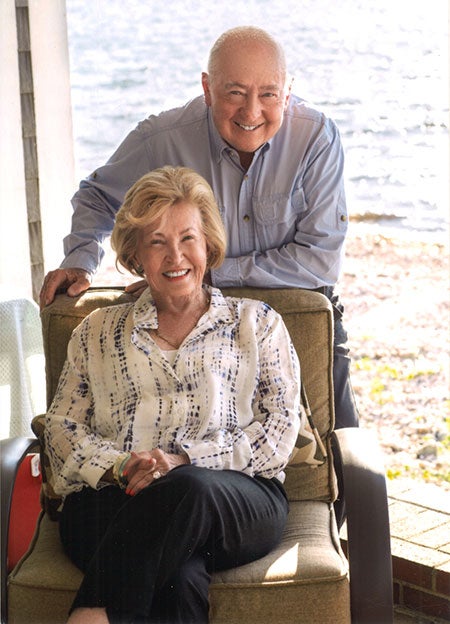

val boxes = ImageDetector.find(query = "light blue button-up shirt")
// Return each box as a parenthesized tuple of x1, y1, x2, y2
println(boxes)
(62, 94, 348, 289)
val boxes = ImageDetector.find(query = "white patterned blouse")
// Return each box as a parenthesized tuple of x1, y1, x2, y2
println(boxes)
(45, 287, 301, 496)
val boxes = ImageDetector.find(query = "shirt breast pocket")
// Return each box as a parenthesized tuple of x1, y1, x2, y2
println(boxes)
(252, 192, 300, 225)
(252, 192, 299, 249)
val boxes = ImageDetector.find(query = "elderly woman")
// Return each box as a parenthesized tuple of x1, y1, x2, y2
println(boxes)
(45, 166, 301, 624)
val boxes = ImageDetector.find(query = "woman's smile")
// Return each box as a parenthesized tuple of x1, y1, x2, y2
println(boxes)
(163, 269, 190, 279)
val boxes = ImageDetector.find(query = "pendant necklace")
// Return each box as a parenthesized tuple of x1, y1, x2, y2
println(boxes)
(152, 329, 179, 350)
(152, 295, 211, 350)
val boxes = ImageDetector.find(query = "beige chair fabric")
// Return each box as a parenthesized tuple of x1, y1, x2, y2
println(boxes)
(7, 287, 350, 623)
(9, 502, 349, 624)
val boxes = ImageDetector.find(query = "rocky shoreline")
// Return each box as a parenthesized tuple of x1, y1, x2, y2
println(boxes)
(94, 228, 450, 490)
(339, 230, 449, 490)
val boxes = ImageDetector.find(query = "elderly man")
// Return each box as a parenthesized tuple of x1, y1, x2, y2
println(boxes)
(40, 26, 358, 524)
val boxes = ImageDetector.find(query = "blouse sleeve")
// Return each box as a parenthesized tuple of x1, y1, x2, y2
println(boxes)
(182, 304, 301, 478)
(44, 318, 123, 495)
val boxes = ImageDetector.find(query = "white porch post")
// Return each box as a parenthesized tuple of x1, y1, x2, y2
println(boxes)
(0, 0, 75, 302)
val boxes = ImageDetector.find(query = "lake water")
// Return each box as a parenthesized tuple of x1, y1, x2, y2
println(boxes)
(66, 0, 449, 239)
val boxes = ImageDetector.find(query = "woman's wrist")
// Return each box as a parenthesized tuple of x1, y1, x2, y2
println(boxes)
(112, 453, 131, 489)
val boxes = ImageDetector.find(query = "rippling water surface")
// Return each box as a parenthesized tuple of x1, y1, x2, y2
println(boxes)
(66, 0, 448, 238)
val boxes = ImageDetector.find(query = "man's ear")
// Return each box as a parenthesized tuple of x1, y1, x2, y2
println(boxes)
(284, 77, 293, 110)
(202, 72, 212, 106)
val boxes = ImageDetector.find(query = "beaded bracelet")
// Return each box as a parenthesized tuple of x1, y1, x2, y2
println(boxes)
(112, 453, 131, 489)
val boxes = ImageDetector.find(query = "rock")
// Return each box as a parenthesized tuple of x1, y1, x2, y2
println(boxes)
(416, 443, 438, 460)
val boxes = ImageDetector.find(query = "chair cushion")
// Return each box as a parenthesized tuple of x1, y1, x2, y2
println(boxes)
(8, 501, 350, 624)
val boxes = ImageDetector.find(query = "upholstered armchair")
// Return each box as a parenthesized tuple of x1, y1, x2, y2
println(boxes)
(1, 287, 393, 623)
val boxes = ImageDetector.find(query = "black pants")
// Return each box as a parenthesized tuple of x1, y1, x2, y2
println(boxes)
(60, 465, 289, 624)
(321, 287, 359, 527)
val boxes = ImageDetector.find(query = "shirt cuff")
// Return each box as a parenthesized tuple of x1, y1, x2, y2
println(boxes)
(211, 257, 241, 287)
(60, 253, 97, 275)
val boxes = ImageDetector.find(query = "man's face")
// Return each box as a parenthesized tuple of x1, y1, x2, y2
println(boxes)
(202, 41, 290, 163)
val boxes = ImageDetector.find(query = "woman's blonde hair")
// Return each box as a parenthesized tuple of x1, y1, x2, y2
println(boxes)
(111, 166, 227, 276)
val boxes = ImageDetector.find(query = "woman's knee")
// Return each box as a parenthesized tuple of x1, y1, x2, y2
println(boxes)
(162, 465, 223, 496)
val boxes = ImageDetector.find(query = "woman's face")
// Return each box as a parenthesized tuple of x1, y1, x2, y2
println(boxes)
(136, 201, 208, 301)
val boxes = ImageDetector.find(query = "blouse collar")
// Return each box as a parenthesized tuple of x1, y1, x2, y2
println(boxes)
(132, 285, 234, 332)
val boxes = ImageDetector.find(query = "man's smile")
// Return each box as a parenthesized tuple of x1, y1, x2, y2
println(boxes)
(234, 122, 264, 131)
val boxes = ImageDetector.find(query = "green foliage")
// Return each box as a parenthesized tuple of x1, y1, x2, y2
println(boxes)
(386, 454, 450, 487)
(354, 356, 443, 405)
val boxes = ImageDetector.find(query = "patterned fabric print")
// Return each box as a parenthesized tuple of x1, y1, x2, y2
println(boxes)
(44, 287, 301, 496)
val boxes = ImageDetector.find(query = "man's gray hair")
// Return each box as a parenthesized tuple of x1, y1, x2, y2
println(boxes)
(207, 26, 287, 82)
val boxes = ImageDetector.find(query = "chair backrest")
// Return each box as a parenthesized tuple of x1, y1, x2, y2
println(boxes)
(39, 287, 336, 507)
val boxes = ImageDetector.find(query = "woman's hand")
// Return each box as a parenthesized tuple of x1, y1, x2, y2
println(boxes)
(123, 449, 190, 496)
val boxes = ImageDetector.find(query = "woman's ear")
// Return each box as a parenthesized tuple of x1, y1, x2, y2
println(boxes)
(131, 256, 144, 275)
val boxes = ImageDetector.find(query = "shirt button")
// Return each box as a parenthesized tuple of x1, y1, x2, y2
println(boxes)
(243, 215, 250, 222)
(340, 214, 347, 222)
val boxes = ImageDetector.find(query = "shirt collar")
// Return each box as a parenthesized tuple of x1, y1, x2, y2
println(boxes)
(207, 111, 226, 164)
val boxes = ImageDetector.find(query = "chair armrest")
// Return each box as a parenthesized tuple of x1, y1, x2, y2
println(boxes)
(332, 428, 393, 624)
(1, 436, 39, 623)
